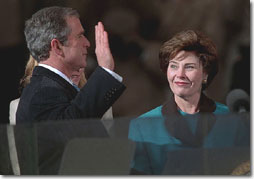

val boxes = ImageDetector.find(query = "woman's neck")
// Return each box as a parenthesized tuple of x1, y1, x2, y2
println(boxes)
(174, 93, 201, 114)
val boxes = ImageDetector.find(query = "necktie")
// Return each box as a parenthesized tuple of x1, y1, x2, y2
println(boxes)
(73, 84, 80, 92)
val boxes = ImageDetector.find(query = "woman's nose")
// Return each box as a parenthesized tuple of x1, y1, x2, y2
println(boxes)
(176, 67, 185, 77)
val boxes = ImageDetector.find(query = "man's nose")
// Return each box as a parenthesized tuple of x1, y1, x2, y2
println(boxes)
(83, 36, 90, 48)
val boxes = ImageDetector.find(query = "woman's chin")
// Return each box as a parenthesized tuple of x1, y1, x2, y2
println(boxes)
(173, 91, 192, 98)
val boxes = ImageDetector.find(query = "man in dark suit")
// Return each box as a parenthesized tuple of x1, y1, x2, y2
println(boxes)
(13, 6, 126, 175)
(16, 6, 126, 122)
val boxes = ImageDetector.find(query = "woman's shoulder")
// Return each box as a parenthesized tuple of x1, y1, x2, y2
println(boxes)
(138, 106, 163, 118)
(9, 98, 20, 125)
(10, 98, 20, 111)
(129, 105, 164, 128)
(214, 102, 230, 114)
(128, 105, 179, 144)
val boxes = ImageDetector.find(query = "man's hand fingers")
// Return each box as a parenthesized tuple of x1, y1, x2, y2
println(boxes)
(95, 21, 114, 71)
(103, 31, 109, 49)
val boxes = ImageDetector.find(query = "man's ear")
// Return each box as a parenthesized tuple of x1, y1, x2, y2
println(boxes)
(51, 39, 64, 57)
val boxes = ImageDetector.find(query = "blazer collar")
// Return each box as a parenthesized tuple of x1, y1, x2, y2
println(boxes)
(33, 66, 78, 96)
(161, 92, 216, 117)
(161, 91, 216, 147)
(38, 64, 73, 85)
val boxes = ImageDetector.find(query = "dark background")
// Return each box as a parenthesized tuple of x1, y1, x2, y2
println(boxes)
(1, 0, 250, 124)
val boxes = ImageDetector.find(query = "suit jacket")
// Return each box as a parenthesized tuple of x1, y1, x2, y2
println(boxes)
(16, 66, 125, 123)
(9, 98, 114, 174)
(11, 98, 113, 127)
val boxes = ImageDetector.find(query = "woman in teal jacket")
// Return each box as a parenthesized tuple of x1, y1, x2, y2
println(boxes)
(128, 30, 249, 175)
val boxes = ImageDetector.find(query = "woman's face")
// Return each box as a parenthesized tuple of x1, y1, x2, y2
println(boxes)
(71, 68, 84, 86)
(167, 50, 207, 98)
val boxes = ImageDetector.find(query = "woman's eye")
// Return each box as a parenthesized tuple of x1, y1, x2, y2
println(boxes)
(170, 64, 178, 69)
(185, 66, 194, 69)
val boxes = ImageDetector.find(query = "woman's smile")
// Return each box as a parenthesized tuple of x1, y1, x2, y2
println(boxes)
(175, 81, 190, 87)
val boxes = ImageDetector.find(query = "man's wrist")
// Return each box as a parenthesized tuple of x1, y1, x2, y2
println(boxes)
(101, 67, 123, 82)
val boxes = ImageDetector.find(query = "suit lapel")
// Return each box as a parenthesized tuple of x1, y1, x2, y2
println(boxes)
(32, 66, 78, 97)
(161, 92, 217, 147)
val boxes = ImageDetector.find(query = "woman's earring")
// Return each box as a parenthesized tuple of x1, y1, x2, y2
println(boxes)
(203, 79, 207, 84)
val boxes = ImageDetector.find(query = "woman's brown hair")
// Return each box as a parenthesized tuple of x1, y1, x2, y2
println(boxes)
(159, 30, 218, 90)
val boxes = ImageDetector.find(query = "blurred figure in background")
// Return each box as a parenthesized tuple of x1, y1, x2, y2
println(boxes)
(9, 55, 37, 125)
(230, 45, 250, 95)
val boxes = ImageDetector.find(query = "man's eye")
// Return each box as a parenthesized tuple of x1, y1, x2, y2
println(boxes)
(78, 34, 85, 38)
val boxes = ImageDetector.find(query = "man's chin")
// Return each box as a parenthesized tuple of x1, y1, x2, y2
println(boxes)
(81, 61, 87, 69)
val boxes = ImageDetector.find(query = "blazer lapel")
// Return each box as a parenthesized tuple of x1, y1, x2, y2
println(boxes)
(32, 66, 78, 97)
(162, 92, 217, 147)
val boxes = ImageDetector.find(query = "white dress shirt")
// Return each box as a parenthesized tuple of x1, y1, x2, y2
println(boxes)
(38, 64, 123, 85)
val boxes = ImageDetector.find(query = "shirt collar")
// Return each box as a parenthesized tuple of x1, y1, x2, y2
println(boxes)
(38, 64, 73, 85)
